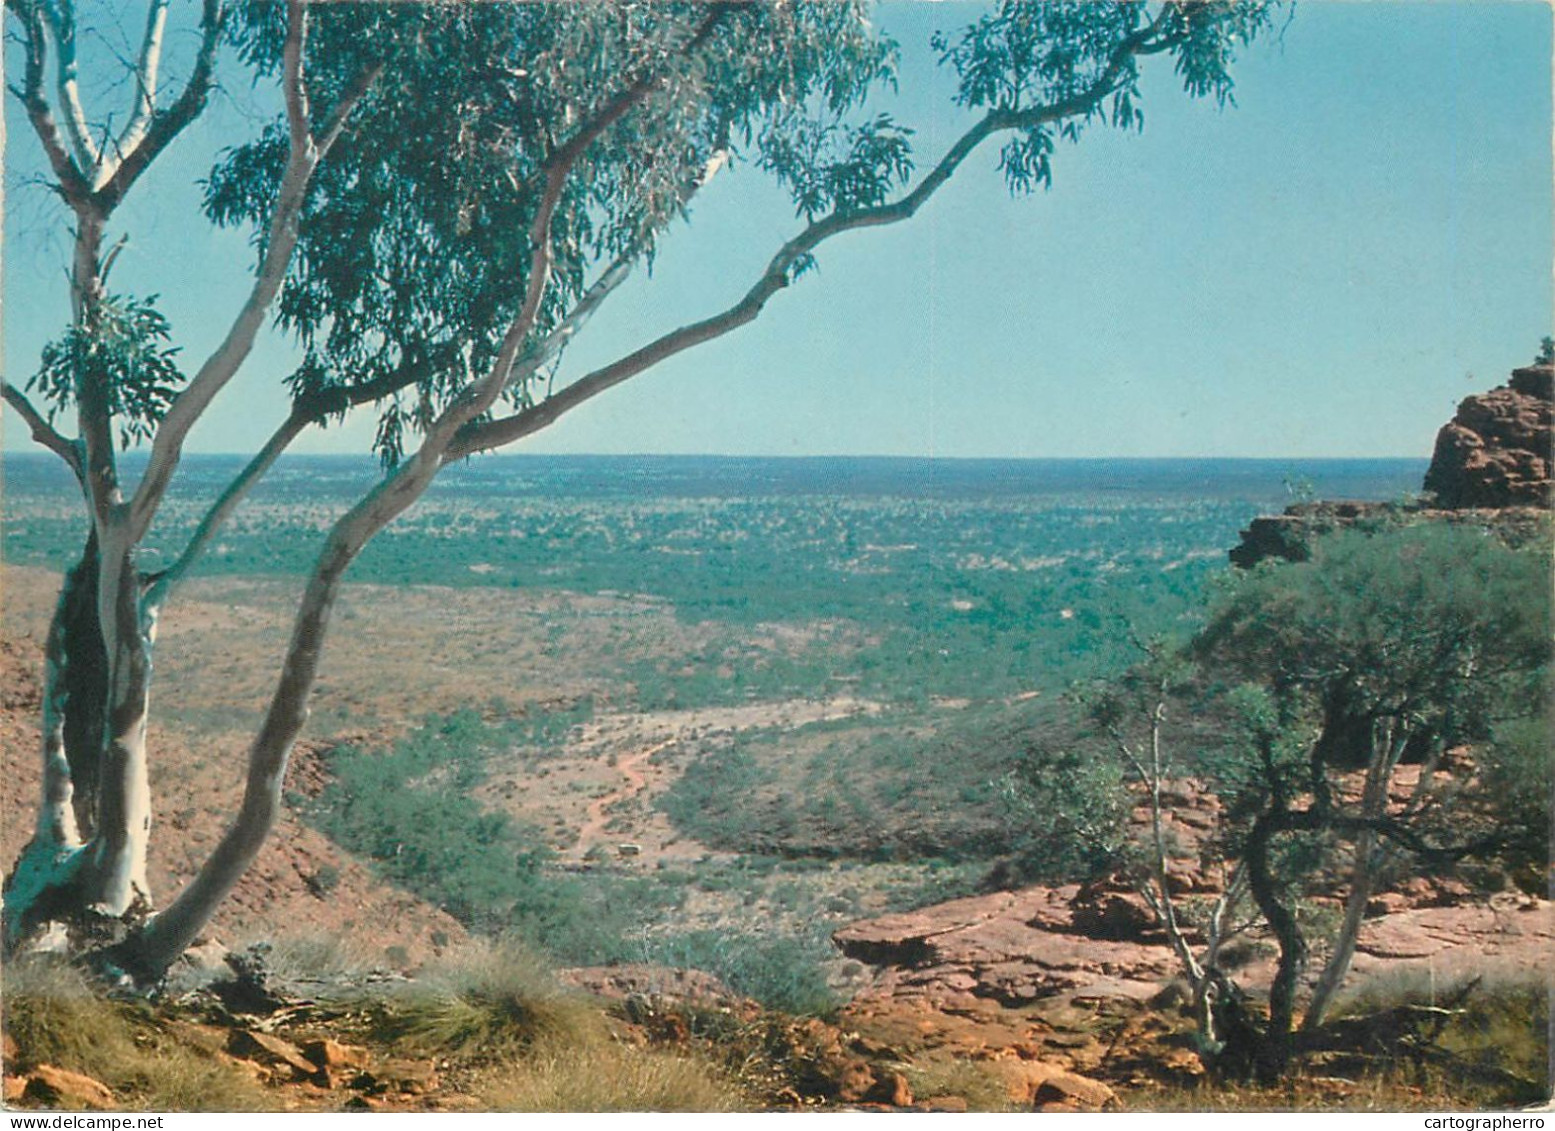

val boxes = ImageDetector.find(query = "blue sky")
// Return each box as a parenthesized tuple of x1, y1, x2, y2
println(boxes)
(4, 1, 1551, 459)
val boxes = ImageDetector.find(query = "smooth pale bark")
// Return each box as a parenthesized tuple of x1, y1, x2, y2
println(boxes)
(132, 457, 438, 974)
(128, 0, 381, 543)
(112, 0, 173, 178)
(1114, 695, 1244, 1055)
(80, 536, 156, 916)
(1303, 722, 1411, 1031)
(39, 1, 101, 176)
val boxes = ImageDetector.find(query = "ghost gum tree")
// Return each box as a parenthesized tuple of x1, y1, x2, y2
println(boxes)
(2, 0, 1274, 981)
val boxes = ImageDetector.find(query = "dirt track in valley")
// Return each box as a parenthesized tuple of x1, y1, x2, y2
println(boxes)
(569, 738, 675, 858)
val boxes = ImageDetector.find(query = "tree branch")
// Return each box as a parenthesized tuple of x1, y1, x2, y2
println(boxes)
(141, 416, 306, 610)
(2, 381, 84, 481)
(111, 0, 172, 167)
(144, 360, 429, 607)
(315, 61, 385, 155)
(95, 0, 222, 210)
(125, 0, 381, 543)
(135, 9, 738, 975)
(452, 143, 731, 431)
(9, 0, 95, 209)
(39, 0, 101, 174)
(428, 5, 730, 450)
(448, 21, 1158, 461)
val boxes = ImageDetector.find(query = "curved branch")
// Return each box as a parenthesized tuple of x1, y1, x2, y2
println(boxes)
(458, 140, 730, 428)
(142, 416, 306, 610)
(448, 21, 1160, 460)
(144, 360, 429, 607)
(132, 8, 738, 977)
(316, 62, 385, 154)
(2, 381, 84, 481)
(428, 5, 731, 448)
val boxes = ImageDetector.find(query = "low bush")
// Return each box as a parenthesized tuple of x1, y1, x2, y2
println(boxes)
(645, 929, 839, 1017)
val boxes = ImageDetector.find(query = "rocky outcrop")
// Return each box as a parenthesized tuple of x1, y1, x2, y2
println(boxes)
(834, 886, 1181, 1009)
(833, 761, 1553, 1091)
(1229, 501, 1398, 567)
(18, 1065, 117, 1110)
(1424, 363, 1553, 508)
(1230, 360, 1553, 568)
(837, 884, 1554, 1030)
(1229, 502, 1551, 569)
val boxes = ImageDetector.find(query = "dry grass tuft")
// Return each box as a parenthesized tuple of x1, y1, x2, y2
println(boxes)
(3, 957, 137, 1074)
(2, 955, 269, 1111)
(368, 938, 602, 1062)
(250, 932, 387, 987)
(473, 1043, 750, 1111)
(901, 1057, 1014, 1112)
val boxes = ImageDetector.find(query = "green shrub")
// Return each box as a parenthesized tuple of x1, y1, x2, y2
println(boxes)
(645, 929, 839, 1016)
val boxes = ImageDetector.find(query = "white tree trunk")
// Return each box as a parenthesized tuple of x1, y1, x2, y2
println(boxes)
(78, 539, 156, 917)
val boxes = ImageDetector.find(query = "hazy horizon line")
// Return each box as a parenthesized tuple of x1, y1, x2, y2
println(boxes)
(2, 450, 1433, 464)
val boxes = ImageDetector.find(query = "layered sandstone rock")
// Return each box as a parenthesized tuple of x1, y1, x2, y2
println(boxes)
(1424, 362, 1553, 508)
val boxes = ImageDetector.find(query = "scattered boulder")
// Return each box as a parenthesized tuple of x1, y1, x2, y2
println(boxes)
(1069, 887, 1156, 942)
(562, 963, 741, 1007)
(353, 1059, 441, 1098)
(301, 1038, 370, 1087)
(21, 1065, 116, 1110)
(1032, 1068, 1117, 1111)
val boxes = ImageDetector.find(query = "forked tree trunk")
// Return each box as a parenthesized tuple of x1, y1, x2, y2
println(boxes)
(2, 534, 159, 949)
(1244, 810, 1307, 1081)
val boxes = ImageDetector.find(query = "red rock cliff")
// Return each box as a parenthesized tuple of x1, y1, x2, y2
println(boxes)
(1423, 362, 1553, 509)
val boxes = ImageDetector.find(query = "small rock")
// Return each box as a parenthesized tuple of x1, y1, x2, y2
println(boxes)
(184, 937, 231, 972)
(22, 1065, 116, 1110)
(1366, 892, 1410, 917)
(302, 1038, 369, 1073)
(834, 1059, 877, 1103)
(865, 1069, 913, 1107)
(226, 1029, 316, 1079)
(1158, 1047, 1207, 1080)
(1070, 889, 1156, 941)
(1032, 1070, 1115, 1111)
(993, 1059, 1057, 1105)
(359, 1059, 440, 1097)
